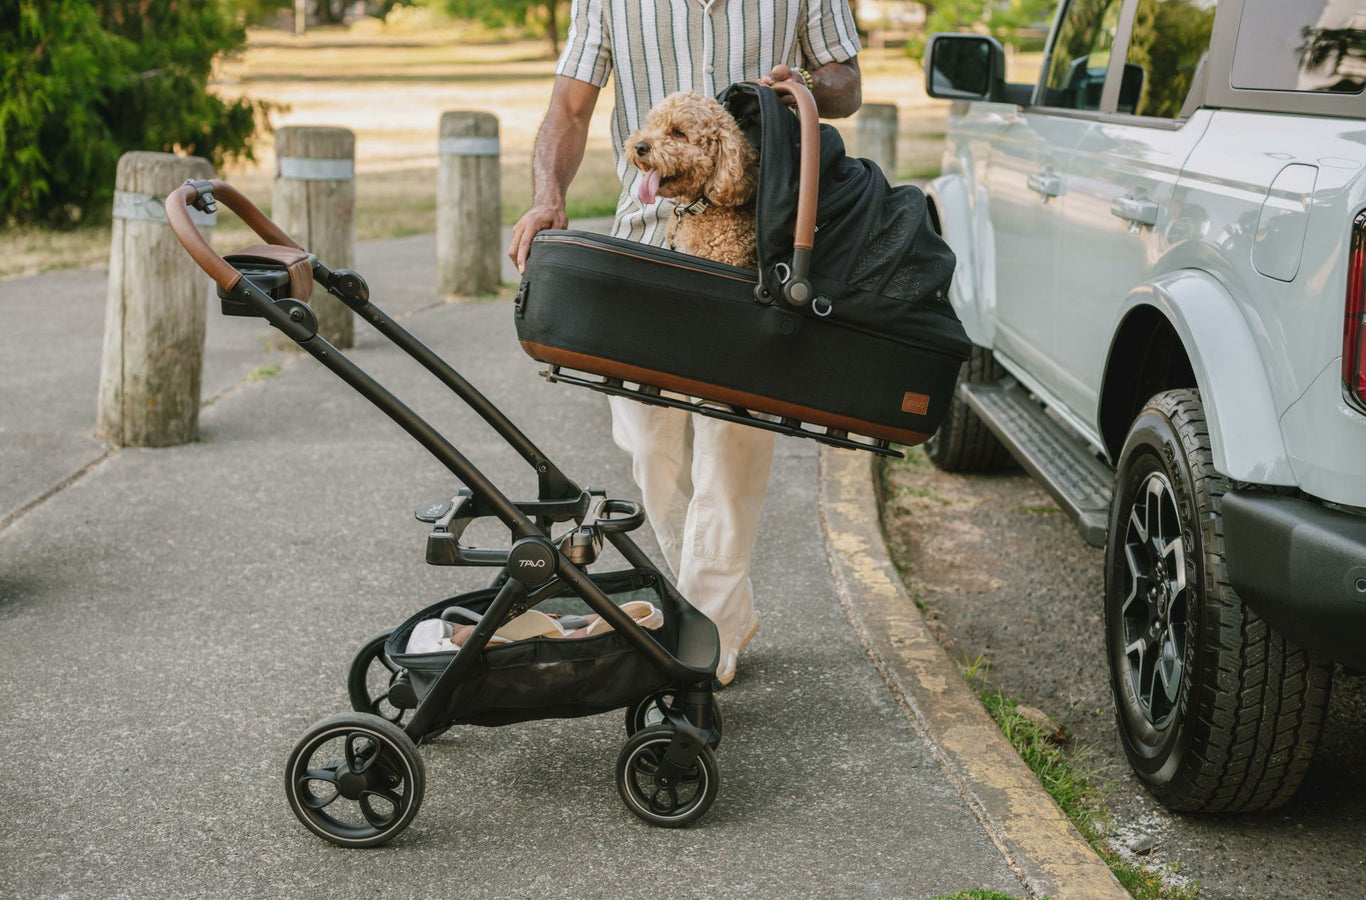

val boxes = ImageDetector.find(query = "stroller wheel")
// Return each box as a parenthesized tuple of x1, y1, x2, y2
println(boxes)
(625, 690, 723, 748)
(285, 713, 425, 848)
(616, 725, 719, 828)
(347, 630, 411, 725)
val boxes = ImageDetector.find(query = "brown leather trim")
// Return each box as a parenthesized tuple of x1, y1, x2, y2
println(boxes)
(535, 236, 756, 284)
(901, 392, 931, 416)
(523, 341, 931, 447)
(165, 185, 240, 291)
(165, 179, 304, 292)
(225, 243, 314, 301)
(770, 82, 819, 252)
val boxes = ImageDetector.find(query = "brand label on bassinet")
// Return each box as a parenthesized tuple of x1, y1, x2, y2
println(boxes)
(901, 392, 931, 416)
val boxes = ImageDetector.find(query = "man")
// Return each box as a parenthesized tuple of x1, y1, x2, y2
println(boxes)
(509, 0, 862, 686)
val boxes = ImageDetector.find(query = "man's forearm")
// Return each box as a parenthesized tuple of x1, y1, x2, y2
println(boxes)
(530, 109, 590, 210)
(809, 59, 861, 118)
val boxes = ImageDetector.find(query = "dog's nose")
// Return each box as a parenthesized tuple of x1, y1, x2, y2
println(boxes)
(635, 141, 650, 157)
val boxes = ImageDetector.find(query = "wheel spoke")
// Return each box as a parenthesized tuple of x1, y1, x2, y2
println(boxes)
(648, 786, 679, 815)
(359, 789, 402, 828)
(1146, 478, 1170, 546)
(634, 747, 662, 777)
(298, 771, 340, 810)
(345, 733, 379, 774)
(1121, 543, 1146, 617)
(1129, 505, 1149, 543)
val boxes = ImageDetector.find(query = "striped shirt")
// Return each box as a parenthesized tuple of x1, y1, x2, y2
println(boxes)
(555, 0, 861, 247)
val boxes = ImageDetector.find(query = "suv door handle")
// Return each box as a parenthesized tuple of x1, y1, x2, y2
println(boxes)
(1111, 194, 1160, 228)
(1027, 171, 1062, 198)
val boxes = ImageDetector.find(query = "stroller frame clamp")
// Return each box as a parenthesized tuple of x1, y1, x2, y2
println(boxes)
(167, 179, 724, 845)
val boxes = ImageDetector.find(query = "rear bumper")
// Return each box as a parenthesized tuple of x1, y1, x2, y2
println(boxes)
(1223, 491, 1366, 668)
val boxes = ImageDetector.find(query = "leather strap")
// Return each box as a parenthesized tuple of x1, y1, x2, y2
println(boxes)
(224, 244, 314, 301)
(770, 81, 820, 252)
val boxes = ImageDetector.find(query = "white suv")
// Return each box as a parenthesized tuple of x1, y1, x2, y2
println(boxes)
(922, 0, 1366, 812)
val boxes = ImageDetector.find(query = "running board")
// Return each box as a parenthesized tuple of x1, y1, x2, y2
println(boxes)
(961, 381, 1112, 547)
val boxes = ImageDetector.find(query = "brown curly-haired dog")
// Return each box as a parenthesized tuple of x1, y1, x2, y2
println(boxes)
(627, 91, 758, 269)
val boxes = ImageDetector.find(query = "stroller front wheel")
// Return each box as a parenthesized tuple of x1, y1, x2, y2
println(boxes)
(616, 725, 719, 828)
(285, 713, 426, 848)
(624, 690, 723, 748)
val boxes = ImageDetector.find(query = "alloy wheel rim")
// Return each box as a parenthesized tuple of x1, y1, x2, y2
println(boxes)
(1120, 471, 1189, 730)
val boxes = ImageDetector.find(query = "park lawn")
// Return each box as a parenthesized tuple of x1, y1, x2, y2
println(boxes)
(0, 18, 952, 280)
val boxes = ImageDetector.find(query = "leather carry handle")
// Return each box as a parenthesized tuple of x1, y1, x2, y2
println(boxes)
(769, 81, 819, 252)
(165, 179, 304, 292)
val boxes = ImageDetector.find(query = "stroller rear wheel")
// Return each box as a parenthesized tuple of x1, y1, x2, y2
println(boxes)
(347, 630, 415, 726)
(624, 690, 723, 748)
(285, 713, 426, 848)
(616, 725, 719, 828)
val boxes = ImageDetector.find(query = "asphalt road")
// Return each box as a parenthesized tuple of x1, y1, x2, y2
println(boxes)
(880, 449, 1366, 900)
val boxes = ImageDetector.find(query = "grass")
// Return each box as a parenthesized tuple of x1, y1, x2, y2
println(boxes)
(246, 363, 281, 380)
(959, 656, 1198, 900)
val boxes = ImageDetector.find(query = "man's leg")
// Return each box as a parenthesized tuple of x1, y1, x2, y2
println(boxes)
(608, 396, 693, 579)
(677, 416, 776, 685)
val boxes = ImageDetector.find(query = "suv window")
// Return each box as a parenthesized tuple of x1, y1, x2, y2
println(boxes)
(1122, 0, 1218, 118)
(1232, 0, 1366, 94)
(1043, 0, 1126, 110)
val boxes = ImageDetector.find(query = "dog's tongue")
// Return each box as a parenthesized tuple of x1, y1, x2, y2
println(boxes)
(638, 168, 661, 204)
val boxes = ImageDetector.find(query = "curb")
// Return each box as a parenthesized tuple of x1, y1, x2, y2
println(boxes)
(818, 446, 1129, 900)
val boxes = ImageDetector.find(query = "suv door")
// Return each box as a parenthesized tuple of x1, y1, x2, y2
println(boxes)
(1051, 0, 1220, 428)
(989, 0, 1125, 385)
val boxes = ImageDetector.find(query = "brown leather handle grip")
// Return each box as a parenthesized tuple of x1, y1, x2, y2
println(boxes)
(164, 180, 305, 292)
(770, 81, 819, 252)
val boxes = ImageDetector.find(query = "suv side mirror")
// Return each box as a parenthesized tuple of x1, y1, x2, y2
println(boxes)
(925, 34, 1008, 102)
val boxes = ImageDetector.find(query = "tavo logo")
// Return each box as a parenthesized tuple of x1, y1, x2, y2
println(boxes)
(518, 558, 547, 568)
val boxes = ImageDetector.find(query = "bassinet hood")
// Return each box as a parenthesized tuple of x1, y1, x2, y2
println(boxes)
(718, 82, 968, 360)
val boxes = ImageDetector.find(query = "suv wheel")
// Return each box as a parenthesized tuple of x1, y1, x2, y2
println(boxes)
(925, 345, 1013, 472)
(1105, 389, 1332, 812)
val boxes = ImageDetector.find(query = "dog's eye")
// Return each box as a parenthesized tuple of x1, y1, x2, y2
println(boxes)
(671, 128, 686, 139)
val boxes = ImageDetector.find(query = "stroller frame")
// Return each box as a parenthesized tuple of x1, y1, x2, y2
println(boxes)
(167, 180, 723, 846)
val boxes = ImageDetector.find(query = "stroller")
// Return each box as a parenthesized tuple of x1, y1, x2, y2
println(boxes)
(165, 80, 966, 848)
(167, 183, 725, 848)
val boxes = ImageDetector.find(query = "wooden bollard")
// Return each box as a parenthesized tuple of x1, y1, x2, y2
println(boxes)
(437, 111, 501, 296)
(273, 126, 355, 347)
(857, 103, 899, 181)
(96, 152, 215, 447)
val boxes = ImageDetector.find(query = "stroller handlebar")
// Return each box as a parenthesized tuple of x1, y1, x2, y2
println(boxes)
(165, 179, 305, 292)
(768, 81, 819, 253)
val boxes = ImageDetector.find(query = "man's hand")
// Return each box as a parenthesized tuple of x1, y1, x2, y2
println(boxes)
(761, 59, 862, 119)
(761, 63, 800, 91)
(508, 204, 568, 274)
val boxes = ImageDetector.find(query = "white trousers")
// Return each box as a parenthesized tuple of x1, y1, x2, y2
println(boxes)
(609, 397, 775, 673)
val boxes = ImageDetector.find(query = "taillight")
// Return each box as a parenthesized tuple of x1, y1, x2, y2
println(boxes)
(1345, 210, 1366, 412)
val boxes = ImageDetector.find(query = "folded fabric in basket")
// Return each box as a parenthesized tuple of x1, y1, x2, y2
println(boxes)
(405, 601, 662, 654)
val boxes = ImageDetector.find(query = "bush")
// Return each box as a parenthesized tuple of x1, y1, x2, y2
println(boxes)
(0, 1, 269, 227)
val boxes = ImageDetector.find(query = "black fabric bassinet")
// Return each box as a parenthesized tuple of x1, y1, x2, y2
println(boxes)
(515, 81, 969, 448)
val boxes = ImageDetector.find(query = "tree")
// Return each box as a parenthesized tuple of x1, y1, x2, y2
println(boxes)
(0, 0, 269, 226)
(444, 0, 568, 57)
(916, 0, 1056, 53)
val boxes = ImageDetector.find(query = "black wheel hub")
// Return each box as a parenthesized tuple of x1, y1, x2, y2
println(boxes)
(1120, 472, 1189, 729)
(337, 768, 369, 801)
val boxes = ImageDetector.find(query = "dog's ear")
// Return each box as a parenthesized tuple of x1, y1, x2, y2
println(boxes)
(705, 123, 757, 207)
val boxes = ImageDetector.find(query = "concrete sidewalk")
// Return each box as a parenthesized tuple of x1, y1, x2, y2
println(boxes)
(3, 233, 1061, 899)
